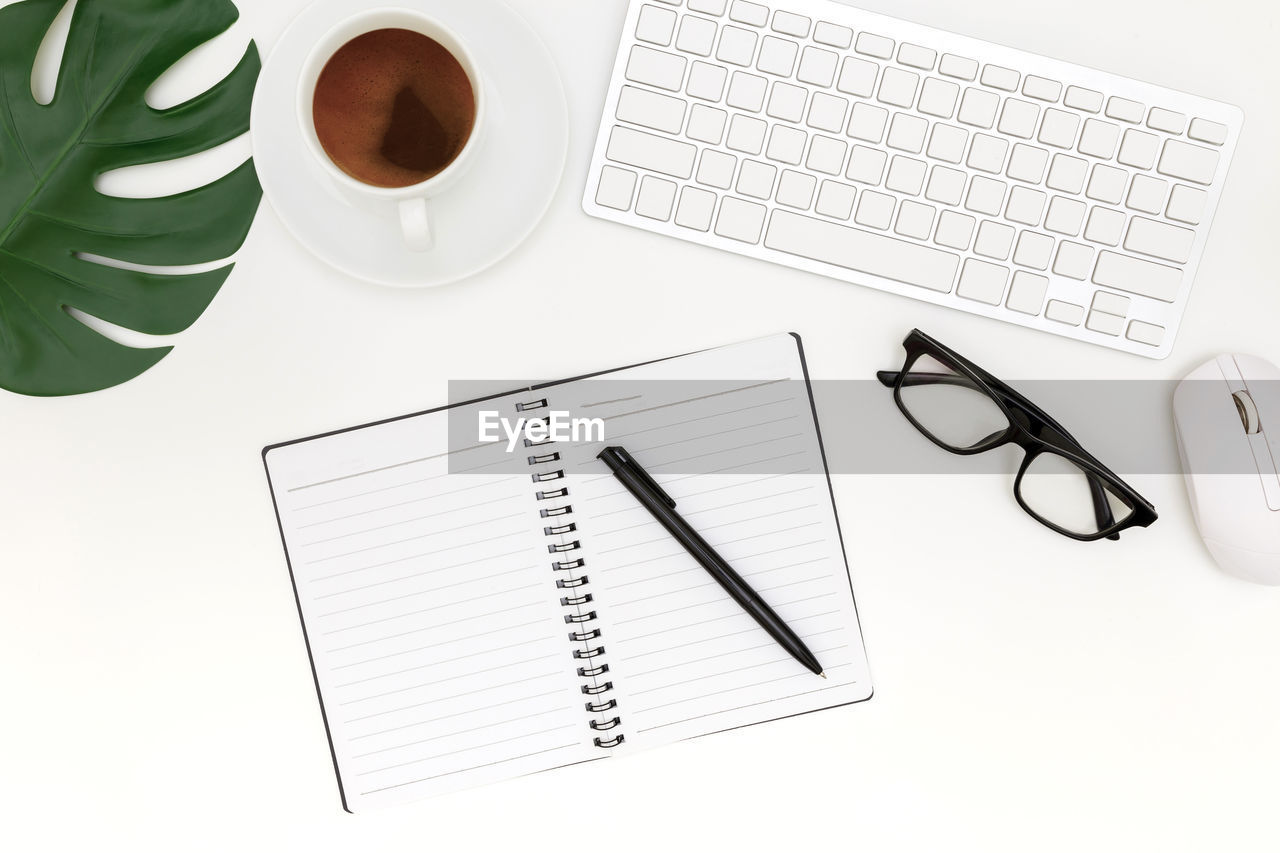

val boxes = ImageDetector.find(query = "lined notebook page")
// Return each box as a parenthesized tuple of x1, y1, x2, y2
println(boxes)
(549, 335, 872, 748)
(264, 398, 594, 812)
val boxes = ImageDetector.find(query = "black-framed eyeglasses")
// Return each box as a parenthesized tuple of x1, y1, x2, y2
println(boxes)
(878, 329, 1158, 541)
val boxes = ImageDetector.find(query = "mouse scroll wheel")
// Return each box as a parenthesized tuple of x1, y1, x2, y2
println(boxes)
(1233, 390, 1263, 435)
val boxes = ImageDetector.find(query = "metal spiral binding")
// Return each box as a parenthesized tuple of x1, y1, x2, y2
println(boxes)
(517, 396, 625, 751)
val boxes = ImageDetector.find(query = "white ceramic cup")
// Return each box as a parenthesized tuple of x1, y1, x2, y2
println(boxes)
(297, 8, 485, 252)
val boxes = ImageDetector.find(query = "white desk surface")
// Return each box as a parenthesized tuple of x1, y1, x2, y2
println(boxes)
(3, 0, 1278, 850)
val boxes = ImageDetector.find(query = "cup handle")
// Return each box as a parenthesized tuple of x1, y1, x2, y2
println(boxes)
(399, 198, 433, 252)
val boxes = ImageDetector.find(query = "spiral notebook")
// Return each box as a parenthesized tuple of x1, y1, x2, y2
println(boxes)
(263, 334, 873, 811)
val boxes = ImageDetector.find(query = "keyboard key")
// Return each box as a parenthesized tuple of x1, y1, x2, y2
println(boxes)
(965, 175, 1006, 216)
(926, 166, 967, 205)
(807, 93, 849, 132)
(765, 209, 960, 291)
(813, 21, 853, 49)
(918, 78, 960, 118)
(726, 113, 767, 153)
(1188, 117, 1228, 145)
(967, 134, 1008, 173)
(1105, 96, 1144, 123)
(957, 258, 1009, 303)
(772, 10, 811, 37)
(974, 221, 1015, 260)
(1118, 129, 1160, 170)
(1126, 174, 1168, 214)
(688, 0, 728, 13)
(1013, 231, 1054, 269)
(855, 190, 896, 229)
(1064, 86, 1103, 113)
(1084, 206, 1125, 246)
(816, 180, 856, 219)
(939, 54, 979, 81)
(776, 169, 817, 208)
(797, 46, 838, 87)
(596, 165, 638, 210)
(636, 175, 678, 220)
(855, 32, 895, 59)
(607, 125, 696, 178)
(1022, 75, 1062, 102)
(1053, 240, 1092, 279)
(1038, 109, 1080, 149)
(766, 81, 808, 122)
(1085, 164, 1127, 204)
(878, 67, 920, 108)
(1166, 184, 1208, 225)
(1006, 144, 1049, 183)
(1127, 320, 1166, 347)
(716, 26, 758, 66)
(637, 4, 678, 46)
(727, 71, 767, 111)
(677, 15, 719, 56)
(687, 61, 727, 100)
(1007, 271, 1049, 314)
(899, 43, 937, 70)
(616, 86, 687, 134)
(981, 65, 1019, 92)
(1086, 309, 1125, 335)
(887, 114, 929, 153)
(1046, 299, 1084, 325)
(1046, 154, 1088, 193)
(715, 196, 767, 242)
(1147, 108, 1186, 134)
(1125, 216, 1194, 263)
(1044, 196, 1086, 235)
(729, 0, 768, 26)
(934, 210, 976, 249)
(757, 36, 799, 76)
(626, 45, 687, 91)
(766, 125, 808, 164)
(836, 57, 879, 98)
(686, 104, 727, 144)
(1158, 139, 1219, 184)
(926, 124, 968, 163)
(1093, 251, 1181, 301)
(958, 88, 1000, 128)
(1005, 185, 1047, 225)
(895, 200, 936, 239)
(696, 148, 736, 188)
(998, 98, 1040, 138)
(848, 103, 889, 143)
(1077, 119, 1120, 158)
(847, 145, 888, 184)
(807, 135, 848, 175)
(885, 156, 927, 195)
(737, 159, 777, 197)
(1092, 290, 1130, 317)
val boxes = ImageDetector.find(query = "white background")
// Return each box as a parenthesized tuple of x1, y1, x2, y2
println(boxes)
(2, 0, 1278, 850)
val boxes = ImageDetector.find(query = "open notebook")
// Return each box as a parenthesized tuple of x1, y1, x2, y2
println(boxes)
(263, 334, 872, 811)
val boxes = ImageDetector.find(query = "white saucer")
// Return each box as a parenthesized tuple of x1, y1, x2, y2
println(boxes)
(250, 0, 568, 287)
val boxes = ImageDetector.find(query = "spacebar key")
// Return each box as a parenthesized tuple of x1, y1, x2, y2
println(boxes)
(764, 210, 960, 292)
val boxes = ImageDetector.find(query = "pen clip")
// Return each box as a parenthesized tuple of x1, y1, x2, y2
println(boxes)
(608, 446, 676, 509)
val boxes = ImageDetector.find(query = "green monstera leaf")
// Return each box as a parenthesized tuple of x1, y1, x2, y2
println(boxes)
(0, 0, 261, 396)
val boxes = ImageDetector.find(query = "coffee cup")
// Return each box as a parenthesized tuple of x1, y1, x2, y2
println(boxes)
(297, 8, 485, 252)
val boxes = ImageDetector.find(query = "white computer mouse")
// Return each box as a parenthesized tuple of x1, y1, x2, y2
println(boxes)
(1174, 354, 1280, 585)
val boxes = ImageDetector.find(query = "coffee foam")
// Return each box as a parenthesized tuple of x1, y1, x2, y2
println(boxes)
(312, 29, 476, 189)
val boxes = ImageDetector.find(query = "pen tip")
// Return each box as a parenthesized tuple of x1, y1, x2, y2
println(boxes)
(819, 672, 827, 679)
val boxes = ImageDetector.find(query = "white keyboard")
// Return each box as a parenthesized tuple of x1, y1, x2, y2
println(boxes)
(583, 0, 1243, 358)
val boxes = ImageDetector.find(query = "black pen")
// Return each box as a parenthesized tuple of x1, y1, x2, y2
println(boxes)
(597, 446, 825, 678)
